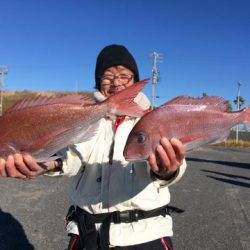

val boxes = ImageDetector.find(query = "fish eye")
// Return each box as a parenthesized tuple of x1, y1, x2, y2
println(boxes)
(136, 132, 146, 143)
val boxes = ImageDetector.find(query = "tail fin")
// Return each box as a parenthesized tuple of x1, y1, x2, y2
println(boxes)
(243, 107, 250, 124)
(106, 78, 150, 117)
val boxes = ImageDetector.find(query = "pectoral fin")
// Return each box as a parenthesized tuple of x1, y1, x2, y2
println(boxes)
(182, 131, 228, 152)
(0, 144, 19, 160)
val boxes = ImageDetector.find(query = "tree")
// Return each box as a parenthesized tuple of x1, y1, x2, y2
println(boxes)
(233, 96, 245, 109)
(225, 100, 232, 111)
(202, 92, 209, 97)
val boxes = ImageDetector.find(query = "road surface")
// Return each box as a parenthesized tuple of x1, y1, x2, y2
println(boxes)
(0, 146, 249, 249)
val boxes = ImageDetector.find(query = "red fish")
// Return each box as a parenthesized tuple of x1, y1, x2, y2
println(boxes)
(0, 79, 149, 162)
(124, 95, 250, 161)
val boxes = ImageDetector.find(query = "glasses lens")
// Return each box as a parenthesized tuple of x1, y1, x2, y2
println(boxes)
(118, 74, 134, 84)
(101, 74, 134, 85)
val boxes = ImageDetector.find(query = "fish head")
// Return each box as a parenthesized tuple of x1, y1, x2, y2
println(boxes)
(124, 128, 152, 162)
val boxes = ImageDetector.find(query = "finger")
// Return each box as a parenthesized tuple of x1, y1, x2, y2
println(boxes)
(35, 161, 59, 176)
(14, 154, 37, 178)
(149, 153, 159, 173)
(170, 138, 186, 163)
(6, 155, 26, 179)
(23, 154, 44, 173)
(160, 138, 178, 167)
(156, 144, 171, 172)
(0, 158, 7, 177)
(40, 160, 58, 171)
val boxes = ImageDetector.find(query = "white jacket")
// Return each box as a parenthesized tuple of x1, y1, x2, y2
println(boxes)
(62, 91, 187, 247)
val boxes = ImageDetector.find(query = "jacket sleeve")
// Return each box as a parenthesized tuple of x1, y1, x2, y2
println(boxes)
(149, 159, 187, 187)
(60, 145, 86, 177)
(59, 129, 100, 177)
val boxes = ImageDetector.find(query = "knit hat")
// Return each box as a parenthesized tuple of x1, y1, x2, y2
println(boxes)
(95, 44, 140, 91)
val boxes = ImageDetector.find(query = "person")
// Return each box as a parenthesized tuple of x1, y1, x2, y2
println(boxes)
(0, 44, 187, 250)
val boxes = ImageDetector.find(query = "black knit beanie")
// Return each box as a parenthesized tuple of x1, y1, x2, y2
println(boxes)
(95, 44, 140, 91)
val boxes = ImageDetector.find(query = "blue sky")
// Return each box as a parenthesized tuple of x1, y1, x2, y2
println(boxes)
(1, 0, 249, 108)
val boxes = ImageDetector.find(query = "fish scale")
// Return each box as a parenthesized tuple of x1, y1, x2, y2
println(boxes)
(124, 95, 250, 161)
(0, 79, 149, 162)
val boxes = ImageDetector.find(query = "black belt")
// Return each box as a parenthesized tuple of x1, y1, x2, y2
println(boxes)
(72, 205, 184, 250)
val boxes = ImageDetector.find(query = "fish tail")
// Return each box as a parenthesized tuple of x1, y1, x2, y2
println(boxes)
(106, 78, 150, 117)
(243, 107, 250, 124)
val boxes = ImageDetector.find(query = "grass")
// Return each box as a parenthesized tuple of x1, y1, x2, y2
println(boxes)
(214, 140, 250, 148)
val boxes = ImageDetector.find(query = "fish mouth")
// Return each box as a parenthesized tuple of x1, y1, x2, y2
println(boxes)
(124, 156, 148, 162)
(124, 148, 148, 162)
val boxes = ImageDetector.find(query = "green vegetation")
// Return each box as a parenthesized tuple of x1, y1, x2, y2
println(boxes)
(233, 95, 245, 109)
(214, 140, 250, 148)
(225, 101, 233, 111)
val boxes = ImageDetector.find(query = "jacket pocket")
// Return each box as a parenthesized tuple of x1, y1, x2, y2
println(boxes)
(75, 164, 86, 190)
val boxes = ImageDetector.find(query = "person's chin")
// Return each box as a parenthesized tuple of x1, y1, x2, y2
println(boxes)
(109, 89, 123, 95)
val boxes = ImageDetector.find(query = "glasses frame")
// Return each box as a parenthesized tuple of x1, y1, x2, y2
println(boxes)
(100, 74, 134, 87)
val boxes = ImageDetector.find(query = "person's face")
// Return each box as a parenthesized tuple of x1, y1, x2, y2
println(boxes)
(100, 65, 135, 97)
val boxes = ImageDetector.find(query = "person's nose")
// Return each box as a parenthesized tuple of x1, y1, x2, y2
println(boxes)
(113, 76, 122, 86)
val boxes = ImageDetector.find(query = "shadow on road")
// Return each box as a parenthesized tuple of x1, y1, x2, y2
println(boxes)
(0, 208, 34, 250)
(201, 169, 250, 181)
(186, 157, 250, 170)
(206, 175, 250, 188)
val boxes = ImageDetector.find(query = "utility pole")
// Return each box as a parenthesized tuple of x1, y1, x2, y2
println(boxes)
(150, 51, 163, 111)
(236, 81, 241, 142)
(0, 65, 8, 116)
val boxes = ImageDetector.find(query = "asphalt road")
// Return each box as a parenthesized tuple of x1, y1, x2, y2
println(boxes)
(0, 146, 249, 250)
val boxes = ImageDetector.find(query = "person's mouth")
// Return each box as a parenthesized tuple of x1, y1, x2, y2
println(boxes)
(110, 87, 124, 93)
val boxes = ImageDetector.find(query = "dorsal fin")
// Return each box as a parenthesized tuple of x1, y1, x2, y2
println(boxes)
(165, 95, 229, 111)
(5, 94, 96, 114)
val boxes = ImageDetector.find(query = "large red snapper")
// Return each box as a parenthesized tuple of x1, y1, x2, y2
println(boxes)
(124, 95, 250, 161)
(0, 79, 149, 162)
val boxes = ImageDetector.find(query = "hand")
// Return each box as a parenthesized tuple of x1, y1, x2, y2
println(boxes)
(149, 137, 186, 177)
(0, 153, 58, 179)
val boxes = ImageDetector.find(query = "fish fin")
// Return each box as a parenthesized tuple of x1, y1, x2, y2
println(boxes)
(36, 155, 62, 163)
(0, 144, 19, 160)
(28, 128, 68, 153)
(229, 108, 246, 113)
(68, 121, 100, 144)
(183, 136, 213, 152)
(165, 95, 229, 111)
(33, 122, 100, 162)
(228, 107, 250, 126)
(210, 130, 231, 144)
(5, 94, 95, 114)
(106, 78, 150, 117)
(242, 107, 250, 124)
(180, 134, 208, 144)
(182, 130, 229, 152)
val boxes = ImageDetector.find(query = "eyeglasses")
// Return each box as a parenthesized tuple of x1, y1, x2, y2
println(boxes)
(101, 74, 134, 86)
